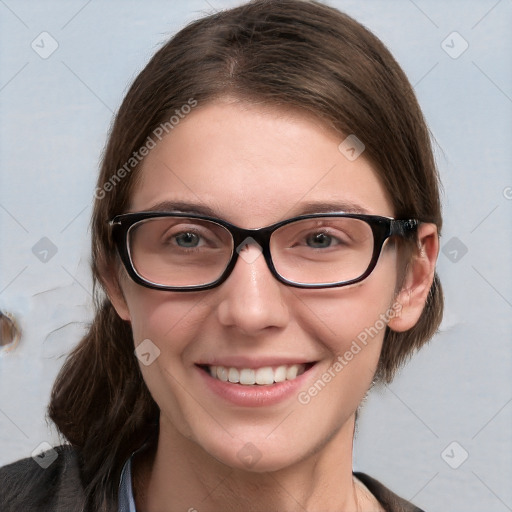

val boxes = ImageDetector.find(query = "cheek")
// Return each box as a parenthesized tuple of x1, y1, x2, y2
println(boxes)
(122, 281, 210, 346)
(123, 288, 216, 433)
(298, 264, 399, 357)
(293, 275, 399, 420)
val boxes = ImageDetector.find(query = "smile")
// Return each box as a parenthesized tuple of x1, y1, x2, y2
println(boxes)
(205, 364, 309, 386)
(196, 361, 318, 406)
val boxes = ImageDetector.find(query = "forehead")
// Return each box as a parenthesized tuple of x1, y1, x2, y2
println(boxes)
(130, 100, 394, 227)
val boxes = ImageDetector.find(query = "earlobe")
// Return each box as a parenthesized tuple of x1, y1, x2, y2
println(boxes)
(388, 223, 439, 333)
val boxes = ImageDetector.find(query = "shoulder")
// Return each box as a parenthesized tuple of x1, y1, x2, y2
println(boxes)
(354, 472, 426, 512)
(0, 445, 87, 512)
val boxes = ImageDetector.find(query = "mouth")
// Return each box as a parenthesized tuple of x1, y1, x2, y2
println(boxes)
(196, 362, 316, 386)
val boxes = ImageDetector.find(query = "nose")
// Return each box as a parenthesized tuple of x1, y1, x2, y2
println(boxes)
(216, 243, 290, 335)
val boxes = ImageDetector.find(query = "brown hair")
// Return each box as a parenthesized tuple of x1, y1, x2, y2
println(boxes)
(49, 0, 443, 508)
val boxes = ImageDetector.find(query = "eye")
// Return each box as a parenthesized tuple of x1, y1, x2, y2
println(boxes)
(173, 231, 202, 248)
(305, 232, 340, 249)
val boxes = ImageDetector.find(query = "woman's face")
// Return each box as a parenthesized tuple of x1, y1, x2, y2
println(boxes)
(113, 100, 403, 472)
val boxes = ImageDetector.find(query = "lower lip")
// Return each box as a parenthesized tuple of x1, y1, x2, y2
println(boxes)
(196, 365, 316, 407)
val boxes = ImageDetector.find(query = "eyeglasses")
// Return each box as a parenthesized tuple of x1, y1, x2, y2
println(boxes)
(109, 212, 419, 291)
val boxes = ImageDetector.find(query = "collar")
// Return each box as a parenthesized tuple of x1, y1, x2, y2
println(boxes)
(118, 457, 136, 512)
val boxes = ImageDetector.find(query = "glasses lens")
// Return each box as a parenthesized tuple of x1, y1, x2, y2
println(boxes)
(270, 217, 374, 285)
(128, 217, 233, 287)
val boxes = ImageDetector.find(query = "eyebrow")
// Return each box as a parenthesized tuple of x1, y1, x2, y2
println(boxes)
(143, 201, 219, 217)
(289, 201, 371, 215)
(141, 199, 371, 218)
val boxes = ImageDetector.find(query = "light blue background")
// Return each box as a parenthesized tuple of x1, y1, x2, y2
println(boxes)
(1, 1, 511, 511)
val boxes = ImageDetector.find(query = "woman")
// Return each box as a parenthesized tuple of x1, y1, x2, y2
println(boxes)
(0, 0, 443, 510)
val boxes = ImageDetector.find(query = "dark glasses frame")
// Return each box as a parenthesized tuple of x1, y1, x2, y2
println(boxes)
(109, 212, 419, 291)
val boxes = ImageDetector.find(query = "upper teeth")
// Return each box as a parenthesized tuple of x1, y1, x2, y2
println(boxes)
(209, 364, 306, 385)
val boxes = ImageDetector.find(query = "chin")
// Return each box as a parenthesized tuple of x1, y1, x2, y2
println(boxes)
(195, 430, 323, 475)
(217, 448, 300, 474)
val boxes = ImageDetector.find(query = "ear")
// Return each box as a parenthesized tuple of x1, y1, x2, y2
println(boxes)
(101, 265, 132, 323)
(388, 223, 439, 332)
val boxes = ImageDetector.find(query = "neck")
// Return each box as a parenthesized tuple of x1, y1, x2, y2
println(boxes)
(133, 415, 381, 512)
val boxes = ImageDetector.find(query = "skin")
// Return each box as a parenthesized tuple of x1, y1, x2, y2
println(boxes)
(107, 99, 439, 511)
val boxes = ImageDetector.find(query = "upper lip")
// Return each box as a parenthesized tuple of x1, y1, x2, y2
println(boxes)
(196, 357, 316, 369)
